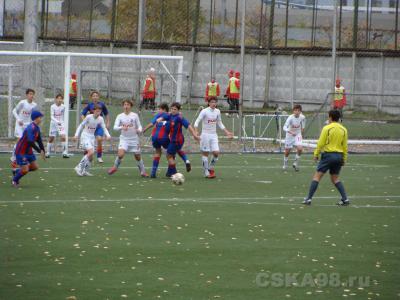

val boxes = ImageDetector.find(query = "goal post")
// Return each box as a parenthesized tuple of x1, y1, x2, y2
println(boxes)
(0, 50, 184, 152)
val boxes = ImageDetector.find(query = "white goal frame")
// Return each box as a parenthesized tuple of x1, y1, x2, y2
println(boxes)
(0, 50, 184, 151)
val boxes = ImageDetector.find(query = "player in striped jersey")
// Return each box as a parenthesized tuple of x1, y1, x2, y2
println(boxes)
(12, 111, 46, 187)
(165, 102, 200, 177)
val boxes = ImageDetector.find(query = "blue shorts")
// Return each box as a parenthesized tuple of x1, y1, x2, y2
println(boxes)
(167, 143, 183, 156)
(152, 138, 170, 150)
(317, 152, 343, 175)
(95, 125, 104, 137)
(16, 154, 36, 166)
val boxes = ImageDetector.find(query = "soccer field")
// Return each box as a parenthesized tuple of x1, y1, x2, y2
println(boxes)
(1, 153, 400, 300)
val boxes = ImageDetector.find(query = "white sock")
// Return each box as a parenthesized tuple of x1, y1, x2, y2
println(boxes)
(295, 154, 301, 161)
(11, 144, 16, 161)
(284, 156, 288, 165)
(47, 143, 53, 155)
(114, 157, 122, 168)
(202, 156, 209, 176)
(137, 159, 145, 174)
(79, 155, 89, 171)
(61, 142, 67, 154)
(85, 160, 91, 172)
(210, 156, 218, 170)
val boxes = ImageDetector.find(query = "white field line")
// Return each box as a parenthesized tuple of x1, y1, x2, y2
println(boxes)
(35, 163, 390, 171)
(1, 195, 400, 209)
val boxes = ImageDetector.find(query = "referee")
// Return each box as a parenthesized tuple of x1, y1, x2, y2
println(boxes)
(303, 110, 349, 206)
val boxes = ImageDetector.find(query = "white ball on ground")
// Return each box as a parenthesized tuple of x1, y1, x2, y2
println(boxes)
(171, 173, 185, 185)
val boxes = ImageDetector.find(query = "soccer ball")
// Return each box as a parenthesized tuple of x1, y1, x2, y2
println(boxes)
(171, 173, 185, 185)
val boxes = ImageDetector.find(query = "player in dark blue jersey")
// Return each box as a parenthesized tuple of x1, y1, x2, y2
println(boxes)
(12, 111, 46, 187)
(81, 90, 110, 163)
(166, 102, 200, 177)
(143, 103, 171, 178)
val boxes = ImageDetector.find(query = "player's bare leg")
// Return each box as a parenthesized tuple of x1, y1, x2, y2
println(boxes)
(134, 153, 148, 177)
(208, 151, 219, 178)
(283, 148, 290, 170)
(151, 148, 162, 178)
(108, 149, 125, 175)
(201, 152, 210, 177)
(96, 136, 104, 163)
(46, 136, 55, 158)
(293, 146, 302, 172)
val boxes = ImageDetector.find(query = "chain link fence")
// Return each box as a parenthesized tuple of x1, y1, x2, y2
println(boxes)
(0, 0, 398, 51)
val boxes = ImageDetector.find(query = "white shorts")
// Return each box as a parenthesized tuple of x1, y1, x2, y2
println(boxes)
(200, 133, 219, 152)
(285, 134, 303, 149)
(49, 122, 66, 137)
(14, 122, 29, 138)
(119, 138, 140, 154)
(80, 135, 95, 151)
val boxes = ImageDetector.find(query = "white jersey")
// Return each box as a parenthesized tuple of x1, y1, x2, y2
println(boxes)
(13, 99, 38, 125)
(50, 103, 65, 125)
(194, 107, 225, 134)
(75, 114, 110, 139)
(113, 112, 142, 140)
(283, 114, 306, 137)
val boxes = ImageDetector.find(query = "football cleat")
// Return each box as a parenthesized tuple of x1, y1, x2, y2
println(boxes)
(74, 166, 84, 176)
(97, 157, 104, 163)
(302, 198, 312, 205)
(185, 161, 192, 172)
(141, 172, 149, 178)
(207, 170, 216, 179)
(11, 180, 19, 188)
(62, 153, 71, 158)
(83, 171, 94, 177)
(337, 199, 350, 206)
(107, 166, 118, 175)
(292, 163, 299, 172)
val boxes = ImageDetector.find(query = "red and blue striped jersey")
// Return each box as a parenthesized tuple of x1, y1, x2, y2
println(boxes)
(15, 122, 42, 155)
(151, 112, 170, 141)
(81, 101, 109, 117)
(169, 113, 190, 145)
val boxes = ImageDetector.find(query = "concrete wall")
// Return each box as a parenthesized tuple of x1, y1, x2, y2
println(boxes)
(1, 43, 400, 113)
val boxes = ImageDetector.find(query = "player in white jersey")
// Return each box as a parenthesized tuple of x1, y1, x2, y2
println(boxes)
(74, 105, 111, 176)
(46, 94, 69, 158)
(282, 104, 306, 171)
(11, 89, 38, 168)
(194, 98, 233, 178)
(107, 99, 148, 177)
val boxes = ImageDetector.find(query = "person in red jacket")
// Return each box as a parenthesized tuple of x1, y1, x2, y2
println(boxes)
(205, 78, 220, 104)
(332, 78, 347, 122)
(141, 68, 156, 111)
(225, 70, 234, 109)
(227, 71, 240, 114)
(69, 73, 77, 109)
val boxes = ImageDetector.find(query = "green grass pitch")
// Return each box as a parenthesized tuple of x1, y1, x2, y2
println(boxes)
(0, 153, 399, 299)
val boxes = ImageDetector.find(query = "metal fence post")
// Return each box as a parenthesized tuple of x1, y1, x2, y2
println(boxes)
(8, 67, 13, 138)
(351, 52, 356, 109)
(379, 54, 385, 111)
(291, 54, 296, 108)
(263, 50, 271, 108)
(238, 0, 246, 140)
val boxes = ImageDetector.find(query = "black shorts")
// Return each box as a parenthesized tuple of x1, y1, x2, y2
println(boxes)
(317, 152, 343, 175)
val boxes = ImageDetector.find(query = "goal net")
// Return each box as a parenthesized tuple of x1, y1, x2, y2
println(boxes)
(0, 50, 184, 153)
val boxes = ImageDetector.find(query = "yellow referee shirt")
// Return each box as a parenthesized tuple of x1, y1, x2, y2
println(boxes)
(314, 122, 348, 162)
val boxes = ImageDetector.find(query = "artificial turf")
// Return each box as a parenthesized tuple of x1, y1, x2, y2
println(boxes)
(0, 153, 399, 299)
